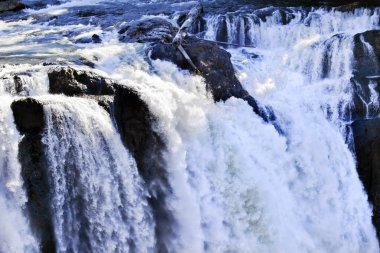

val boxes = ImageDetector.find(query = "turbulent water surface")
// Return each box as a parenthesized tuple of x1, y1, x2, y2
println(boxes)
(0, 0, 379, 253)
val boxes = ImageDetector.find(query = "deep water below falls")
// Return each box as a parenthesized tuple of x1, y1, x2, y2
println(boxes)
(0, 0, 380, 252)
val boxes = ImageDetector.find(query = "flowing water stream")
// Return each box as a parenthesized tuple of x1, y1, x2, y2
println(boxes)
(0, 1, 379, 252)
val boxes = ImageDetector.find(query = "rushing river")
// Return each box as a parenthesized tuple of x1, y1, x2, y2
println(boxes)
(0, 1, 379, 252)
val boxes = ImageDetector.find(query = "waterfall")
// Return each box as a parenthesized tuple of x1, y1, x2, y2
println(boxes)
(0, 1, 379, 253)
(0, 65, 49, 96)
(40, 96, 155, 253)
(0, 96, 39, 253)
(114, 7, 379, 253)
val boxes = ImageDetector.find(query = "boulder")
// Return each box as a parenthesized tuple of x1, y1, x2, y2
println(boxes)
(118, 18, 178, 43)
(74, 34, 102, 44)
(0, 0, 25, 13)
(150, 36, 261, 116)
(352, 118, 380, 239)
(11, 98, 44, 134)
(118, 18, 266, 119)
(48, 67, 116, 96)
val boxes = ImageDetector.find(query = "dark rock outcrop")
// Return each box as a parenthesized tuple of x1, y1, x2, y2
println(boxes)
(349, 30, 380, 120)
(0, 0, 25, 13)
(48, 67, 116, 96)
(118, 18, 273, 121)
(46, 66, 174, 252)
(11, 98, 56, 253)
(350, 29, 380, 239)
(150, 35, 261, 116)
(352, 118, 380, 239)
(11, 98, 44, 134)
(119, 18, 178, 43)
(353, 30, 380, 78)
(81, 95, 114, 112)
(350, 76, 380, 120)
(113, 87, 173, 253)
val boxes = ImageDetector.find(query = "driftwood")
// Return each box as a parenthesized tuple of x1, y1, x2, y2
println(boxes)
(172, 2, 203, 47)
(172, 2, 203, 72)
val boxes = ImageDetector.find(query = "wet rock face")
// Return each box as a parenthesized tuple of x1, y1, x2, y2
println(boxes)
(117, 18, 264, 116)
(349, 30, 380, 120)
(46, 66, 175, 252)
(350, 76, 380, 120)
(150, 36, 261, 116)
(352, 118, 380, 238)
(48, 67, 116, 96)
(11, 98, 56, 253)
(0, 0, 25, 13)
(11, 98, 44, 134)
(151, 37, 240, 100)
(353, 30, 380, 77)
(351, 29, 380, 238)
(113, 86, 174, 253)
(118, 18, 178, 43)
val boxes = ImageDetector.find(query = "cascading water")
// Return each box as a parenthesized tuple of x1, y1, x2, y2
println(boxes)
(0, 1, 379, 253)
(40, 96, 155, 253)
(0, 96, 38, 253)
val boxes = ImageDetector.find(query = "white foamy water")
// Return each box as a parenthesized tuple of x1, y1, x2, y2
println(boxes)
(0, 96, 39, 253)
(0, 64, 49, 95)
(0, 1, 379, 252)
(40, 96, 155, 253)
(77, 19, 379, 250)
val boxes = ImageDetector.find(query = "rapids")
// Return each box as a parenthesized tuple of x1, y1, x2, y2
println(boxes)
(0, 1, 379, 253)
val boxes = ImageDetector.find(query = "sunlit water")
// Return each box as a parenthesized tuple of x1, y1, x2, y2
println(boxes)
(0, 1, 379, 252)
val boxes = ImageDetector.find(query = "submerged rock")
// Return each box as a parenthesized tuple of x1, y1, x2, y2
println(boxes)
(0, 0, 25, 13)
(74, 34, 102, 44)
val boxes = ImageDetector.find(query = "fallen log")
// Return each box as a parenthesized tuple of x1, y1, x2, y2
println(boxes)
(172, 2, 203, 47)
(172, 2, 203, 72)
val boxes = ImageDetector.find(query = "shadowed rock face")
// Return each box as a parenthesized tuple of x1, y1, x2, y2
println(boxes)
(352, 118, 380, 239)
(11, 98, 56, 253)
(113, 87, 174, 253)
(11, 98, 44, 134)
(351, 29, 380, 239)
(350, 76, 380, 120)
(47, 66, 174, 252)
(350, 30, 380, 121)
(353, 30, 380, 78)
(150, 36, 267, 119)
(118, 18, 264, 118)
